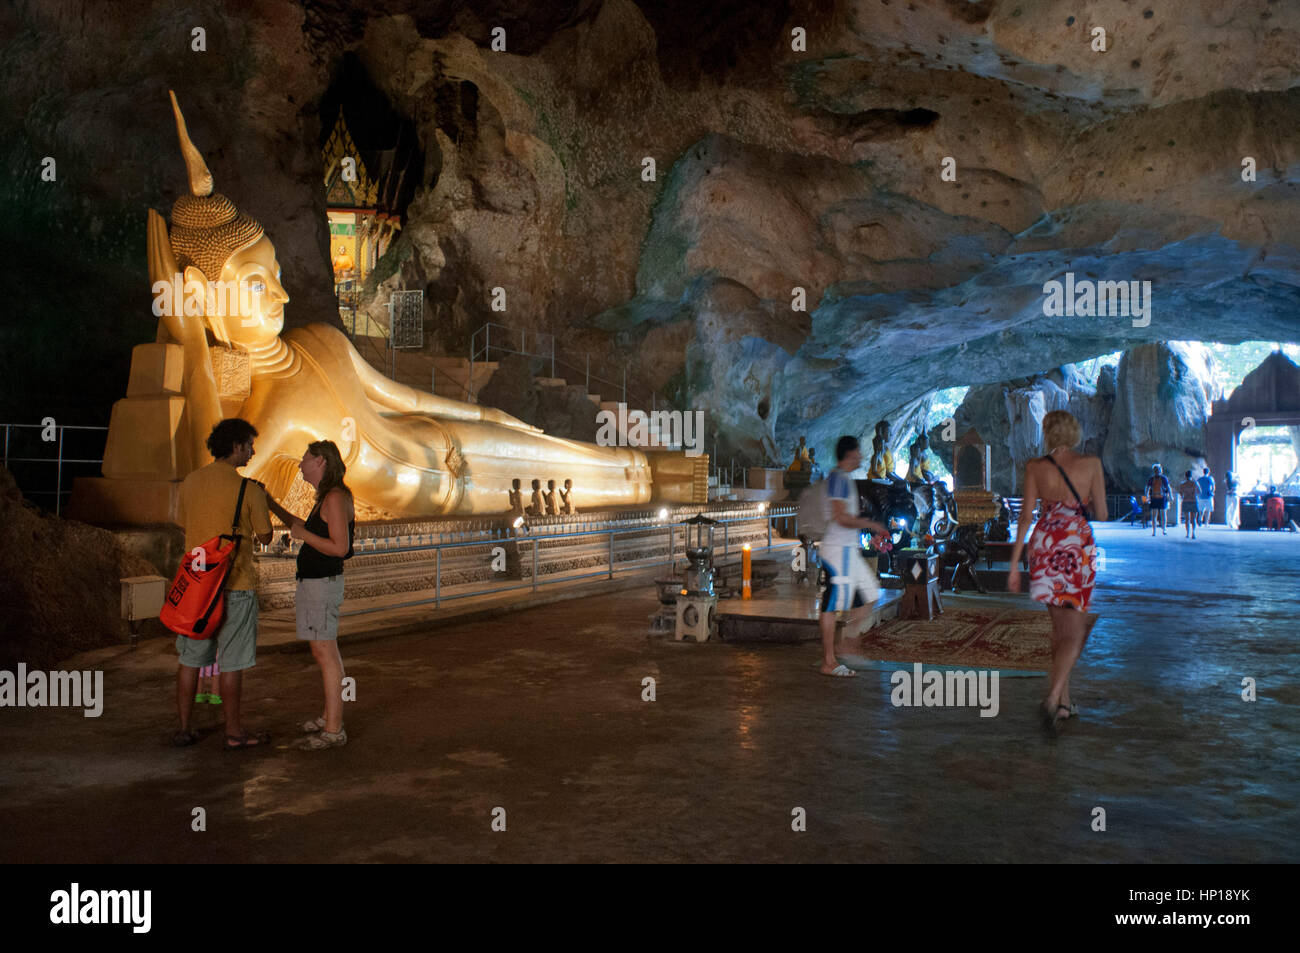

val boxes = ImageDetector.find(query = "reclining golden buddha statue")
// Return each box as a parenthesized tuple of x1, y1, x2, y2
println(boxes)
(71, 93, 702, 524)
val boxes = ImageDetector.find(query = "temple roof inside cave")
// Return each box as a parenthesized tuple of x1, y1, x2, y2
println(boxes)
(3, 0, 1299, 458)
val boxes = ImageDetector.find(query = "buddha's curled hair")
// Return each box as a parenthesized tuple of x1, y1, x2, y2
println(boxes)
(166, 91, 265, 281)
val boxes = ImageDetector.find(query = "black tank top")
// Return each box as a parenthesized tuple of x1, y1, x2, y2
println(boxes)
(296, 494, 355, 579)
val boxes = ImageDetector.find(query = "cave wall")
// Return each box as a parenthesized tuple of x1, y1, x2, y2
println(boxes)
(3, 0, 1300, 472)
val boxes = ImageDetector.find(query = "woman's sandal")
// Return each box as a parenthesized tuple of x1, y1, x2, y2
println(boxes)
(301, 716, 327, 734)
(1040, 703, 1072, 732)
(223, 730, 271, 750)
(298, 728, 347, 750)
(171, 729, 200, 748)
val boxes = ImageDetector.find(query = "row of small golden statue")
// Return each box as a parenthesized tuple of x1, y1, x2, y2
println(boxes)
(508, 478, 577, 517)
(786, 437, 823, 479)
(790, 421, 936, 483)
(870, 419, 936, 484)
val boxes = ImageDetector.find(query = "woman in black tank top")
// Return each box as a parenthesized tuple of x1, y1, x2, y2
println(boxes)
(286, 440, 355, 750)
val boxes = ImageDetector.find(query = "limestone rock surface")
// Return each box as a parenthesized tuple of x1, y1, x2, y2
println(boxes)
(1103, 342, 1221, 492)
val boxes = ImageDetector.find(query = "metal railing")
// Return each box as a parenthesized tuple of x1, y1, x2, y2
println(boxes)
(2, 423, 108, 516)
(467, 322, 660, 410)
(263, 504, 798, 616)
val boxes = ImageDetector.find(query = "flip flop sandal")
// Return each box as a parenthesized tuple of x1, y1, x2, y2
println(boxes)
(822, 663, 857, 677)
(172, 729, 200, 747)
(223, 731, 271, 751)
(301, 716, 327, 733)
(208, 695, 222, 705)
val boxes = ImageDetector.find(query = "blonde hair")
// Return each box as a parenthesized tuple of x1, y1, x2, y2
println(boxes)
(1042, 410, 1082, 452)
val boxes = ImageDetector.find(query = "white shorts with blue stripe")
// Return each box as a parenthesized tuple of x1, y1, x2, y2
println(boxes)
(820, 544, 880, 613)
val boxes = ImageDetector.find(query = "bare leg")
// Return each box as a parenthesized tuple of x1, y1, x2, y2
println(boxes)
(1044, 605, 1088, 712)
(176, 664, 199, 732)
(219, 669, 244, 737)
(819, 611, 851, 674)
(309, 639, 346, 732)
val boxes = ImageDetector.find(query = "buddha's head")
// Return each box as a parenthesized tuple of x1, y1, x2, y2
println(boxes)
(166, 92, 289, 349)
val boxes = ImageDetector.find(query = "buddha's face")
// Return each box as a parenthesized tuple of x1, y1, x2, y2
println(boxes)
(211, 235, 288, 347)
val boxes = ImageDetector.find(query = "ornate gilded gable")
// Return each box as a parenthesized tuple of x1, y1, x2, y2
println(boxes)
(323, 114, 378, 208)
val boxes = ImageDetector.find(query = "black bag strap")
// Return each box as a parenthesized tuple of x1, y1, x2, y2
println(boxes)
(229, 478, 250, 538)
(1042, 455, 1092, 521)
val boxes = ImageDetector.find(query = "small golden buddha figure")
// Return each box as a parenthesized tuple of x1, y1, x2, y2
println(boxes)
(867, 420, 896, 479)
(560, 479, 576, 515)
(787, 435, 810, 472)
(545, 479, 560, 515)
(331, 245, 354, 277)
(526, 479, 544, 516)
(145, 93, 660, 517)
(906, 430, 935, 484)
(507, 478, 524, 515)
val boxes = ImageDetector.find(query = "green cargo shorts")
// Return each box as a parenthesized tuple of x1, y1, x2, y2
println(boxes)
(175, 589, 258, 672)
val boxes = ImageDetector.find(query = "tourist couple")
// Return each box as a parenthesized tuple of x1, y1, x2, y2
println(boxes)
(172, 418, 354, 751)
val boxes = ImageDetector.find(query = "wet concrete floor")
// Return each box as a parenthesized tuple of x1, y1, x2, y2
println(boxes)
(0, 524, 1295, 862)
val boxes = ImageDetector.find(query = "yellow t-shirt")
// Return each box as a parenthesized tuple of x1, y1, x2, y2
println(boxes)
(178, 461, 272, 592)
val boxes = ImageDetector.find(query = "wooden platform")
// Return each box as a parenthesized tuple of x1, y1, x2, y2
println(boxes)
(717, 575, 901, 643)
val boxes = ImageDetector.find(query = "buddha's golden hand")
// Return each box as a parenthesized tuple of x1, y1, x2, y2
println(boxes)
(147, 208, 208, 353)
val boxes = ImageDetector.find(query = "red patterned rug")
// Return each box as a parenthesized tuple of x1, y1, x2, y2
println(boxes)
(849, 608, 1097, 671)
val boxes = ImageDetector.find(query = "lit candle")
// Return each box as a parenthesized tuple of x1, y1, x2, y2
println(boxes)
(742, 544, 752, 599)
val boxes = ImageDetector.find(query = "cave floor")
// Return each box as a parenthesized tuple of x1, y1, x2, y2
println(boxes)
(1, 523, 1296, 863)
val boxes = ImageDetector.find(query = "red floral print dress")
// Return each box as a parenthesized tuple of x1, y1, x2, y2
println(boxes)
(1027, 500, 1096, 611)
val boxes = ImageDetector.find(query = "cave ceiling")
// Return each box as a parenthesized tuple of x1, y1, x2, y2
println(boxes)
(4, 0, 1300, 460)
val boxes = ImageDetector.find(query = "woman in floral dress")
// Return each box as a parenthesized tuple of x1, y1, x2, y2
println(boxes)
(1008, 411, 1109, 731)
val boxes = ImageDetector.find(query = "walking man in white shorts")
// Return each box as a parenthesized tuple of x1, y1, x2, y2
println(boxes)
(820, 436, 888, 677)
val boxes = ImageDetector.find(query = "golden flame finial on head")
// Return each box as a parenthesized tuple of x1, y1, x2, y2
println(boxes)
(166, 91, 265, 282)
(169, 90, 214, 198)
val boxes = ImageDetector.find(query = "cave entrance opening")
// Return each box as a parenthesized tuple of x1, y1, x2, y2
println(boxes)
(1236, 426, 1299, 494)
(1204, 350, 1300, 522)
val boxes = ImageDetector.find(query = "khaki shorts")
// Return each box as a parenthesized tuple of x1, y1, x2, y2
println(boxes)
(175, 589, 258, 672)
(296, 575, 345, 641)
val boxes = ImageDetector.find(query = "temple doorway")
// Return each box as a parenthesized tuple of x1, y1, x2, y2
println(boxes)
(1204, 351, 1300, 522)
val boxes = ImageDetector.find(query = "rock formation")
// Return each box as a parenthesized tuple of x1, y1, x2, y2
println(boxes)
(954, 363, 1115, 494)
(0, 467, 160, 670)
(1103, 342, 1221, 492)
(3, 0, 1299, 469)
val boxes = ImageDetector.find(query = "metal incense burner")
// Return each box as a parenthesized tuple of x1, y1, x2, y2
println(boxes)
(680, 513, 718, 596)
(676, 513, 719, 641)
